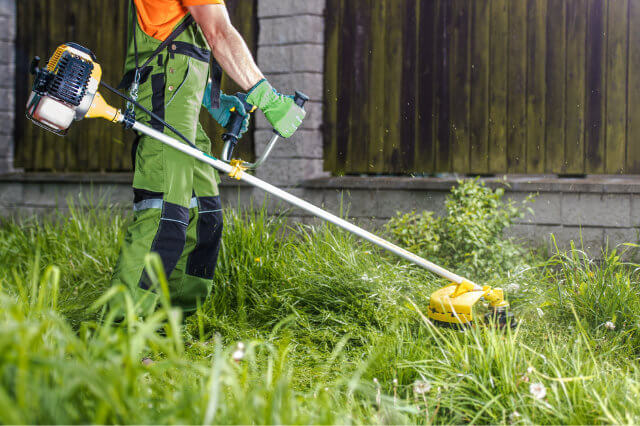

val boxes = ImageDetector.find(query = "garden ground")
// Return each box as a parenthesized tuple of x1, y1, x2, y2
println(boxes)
(0, 180, 639, 424)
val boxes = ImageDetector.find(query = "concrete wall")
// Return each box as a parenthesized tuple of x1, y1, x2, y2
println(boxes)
(1, 174, 638, 256)
(0, 0, 15, 173)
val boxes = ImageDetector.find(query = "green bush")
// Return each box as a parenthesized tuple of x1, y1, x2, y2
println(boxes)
(385, 179, 533, 280)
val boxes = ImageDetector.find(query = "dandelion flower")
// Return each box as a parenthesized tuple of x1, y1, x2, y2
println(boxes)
(507, 283, 521, 293)
(232, 342, 245, 362)
(413, 380, 432, 395)
(529, 382, 546, 400)
(605, 321, 616, 330)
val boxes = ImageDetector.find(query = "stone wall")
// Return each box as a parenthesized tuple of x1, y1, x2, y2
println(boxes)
(2, 174, 638, 257)
(254, 0, 328, 187)
(0, 0, 15, 173)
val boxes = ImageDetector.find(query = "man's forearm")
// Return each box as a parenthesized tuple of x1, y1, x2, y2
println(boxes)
(209, 25, 264, 91)
(188, 5, 264, 91)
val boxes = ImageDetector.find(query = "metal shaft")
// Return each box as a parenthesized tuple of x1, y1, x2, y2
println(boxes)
(131, 121, 466, 284)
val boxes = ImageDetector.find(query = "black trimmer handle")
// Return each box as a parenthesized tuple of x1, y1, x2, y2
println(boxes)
(221, 93, 257, 160)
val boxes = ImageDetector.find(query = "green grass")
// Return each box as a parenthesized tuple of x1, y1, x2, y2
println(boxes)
(0, 195, 639, 424)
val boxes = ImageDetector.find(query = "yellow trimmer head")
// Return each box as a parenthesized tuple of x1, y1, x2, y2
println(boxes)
(427, 280, 516, 328)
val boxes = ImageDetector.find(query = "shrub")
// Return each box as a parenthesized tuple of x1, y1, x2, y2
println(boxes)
(385, 179, 533, 280)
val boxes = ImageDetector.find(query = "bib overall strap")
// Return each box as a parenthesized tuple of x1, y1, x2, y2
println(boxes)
(120, 0, 222, 108)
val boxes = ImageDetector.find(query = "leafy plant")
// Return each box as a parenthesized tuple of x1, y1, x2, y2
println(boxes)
(385, 179, 533, 280)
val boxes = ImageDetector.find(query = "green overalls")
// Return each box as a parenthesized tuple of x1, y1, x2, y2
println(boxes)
(110, 5, 223, 315)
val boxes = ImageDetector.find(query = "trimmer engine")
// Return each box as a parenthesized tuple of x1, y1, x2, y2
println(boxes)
(26, 42, 102, 135)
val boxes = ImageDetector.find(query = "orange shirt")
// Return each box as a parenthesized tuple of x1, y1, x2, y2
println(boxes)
(134, 0, 225, 41)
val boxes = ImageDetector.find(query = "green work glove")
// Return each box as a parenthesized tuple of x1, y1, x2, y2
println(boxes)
(203, 83, 250, 137)
(246, 79, 306, 138)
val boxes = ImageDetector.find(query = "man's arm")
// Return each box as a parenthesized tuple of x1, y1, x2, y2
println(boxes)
(189, 3, 305, 138)
(188, 4, 263, 91)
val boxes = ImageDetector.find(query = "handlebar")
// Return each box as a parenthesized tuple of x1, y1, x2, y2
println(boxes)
(220, 90, 309, 170)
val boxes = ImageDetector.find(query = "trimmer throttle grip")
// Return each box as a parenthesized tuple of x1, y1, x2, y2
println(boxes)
(221, 93, 257, 161)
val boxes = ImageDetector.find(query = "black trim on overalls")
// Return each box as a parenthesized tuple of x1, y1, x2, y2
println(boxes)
(169, 41, 211, 63)
(186, 196, 224, 280)
(139, 201, 190, 291)
(150, 74, 166, 132)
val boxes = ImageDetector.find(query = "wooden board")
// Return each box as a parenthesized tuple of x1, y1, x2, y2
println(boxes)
(564, 0, 587, 174)
(469, 0, 490, 174)
(415, 0, 436, 173)
(449, 0, 471, 173)
(488, 0, 509, 174)
(525, 0, 547, 174)
(544, 0, 567, 173)
(507, 0, 527, 173)
(605, 0, 628, 174)
(628, 0, 640, 173)
(323, 0, 341, 174)
(584, 0, 606, 174)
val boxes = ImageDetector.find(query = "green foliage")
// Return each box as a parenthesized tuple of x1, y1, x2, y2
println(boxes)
(0, 192, 639, 424)
(385, 179, 533, 280)
(540, 239, 640, 350)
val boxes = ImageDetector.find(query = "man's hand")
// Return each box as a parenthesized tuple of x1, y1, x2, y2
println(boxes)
(203, 82, 250, 137)
(246, 80, 306, 138)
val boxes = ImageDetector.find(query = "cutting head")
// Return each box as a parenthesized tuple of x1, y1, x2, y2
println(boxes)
(427, 281, 516, 329)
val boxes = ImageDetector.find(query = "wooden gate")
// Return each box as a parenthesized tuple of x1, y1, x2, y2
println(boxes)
(15, 0, 257, 172)
(324, 0, 640, 175)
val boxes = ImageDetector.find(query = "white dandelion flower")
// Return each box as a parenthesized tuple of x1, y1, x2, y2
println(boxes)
(413, 380, 432, 395)
(507, 283, 521, 293)
(529, 382, 546, 400)
(232, 342, 245, 361)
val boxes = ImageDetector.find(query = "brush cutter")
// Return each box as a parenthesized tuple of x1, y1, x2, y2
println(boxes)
(25, 42, 516, 329)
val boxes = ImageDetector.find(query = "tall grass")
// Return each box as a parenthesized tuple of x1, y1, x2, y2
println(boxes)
(0, 189, 639, 424)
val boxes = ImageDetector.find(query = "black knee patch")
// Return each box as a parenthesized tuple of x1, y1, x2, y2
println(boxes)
(186, 196, 223, 279)
(140, 201, 189, 290)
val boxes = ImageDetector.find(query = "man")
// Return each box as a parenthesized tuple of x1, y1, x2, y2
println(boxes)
(110, 0, 305, 317)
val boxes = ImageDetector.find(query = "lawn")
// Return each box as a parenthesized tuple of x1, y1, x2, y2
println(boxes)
(0, 181, 639, 424)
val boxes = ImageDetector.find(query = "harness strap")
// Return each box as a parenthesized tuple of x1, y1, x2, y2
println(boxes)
(124, 0, 221, 108)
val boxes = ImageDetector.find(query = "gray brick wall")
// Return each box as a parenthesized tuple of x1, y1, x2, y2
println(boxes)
(255, 0, 328, 186)
(0, 0, 15, 173)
